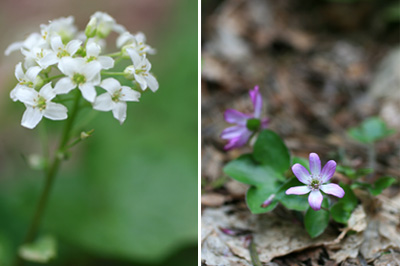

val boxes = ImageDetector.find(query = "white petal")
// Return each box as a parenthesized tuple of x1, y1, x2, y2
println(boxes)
(25, 66, 42, 82)
(93, 93, 113, 111)
(146, 74, 159, 92)
(38, 52, 58, 68)
(66, 40, 81, 56)
(119, 86, 140, 102)
(50, 35, 64, 51)
(21, 107, 43, 129)
(97, 56, 114, 69)
(79, 83, 96, 102)
(15, 62, 24, 81)
(86, 39, 100, 56)
(54, 77, 75, 94)
(134, 74, 147, 90)
(43, 102, 68, 120)
(112, 101, 127, 124)
(39, 83, 55, 100)
(100, 78, 120, 94)
(113, 24, 126, 34)
(59, 57, 85, 76)
(5, 41, 23, 56)
(15, 87, 38, 106)
(116, 32, 133, 48)
(82, 61, 101, 81)
(127, 48, 141, 66)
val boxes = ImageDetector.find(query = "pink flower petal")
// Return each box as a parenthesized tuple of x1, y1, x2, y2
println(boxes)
(292, 164, 311, 185)
(320, 160, 337, 183)
(320, 183, 344, 198)
(285, 186, 311, 195)
(309, 153, 321, 176)
(308, 190, 323, 211)
(224, 109, 251, 126)
(249, 86, 262, 118)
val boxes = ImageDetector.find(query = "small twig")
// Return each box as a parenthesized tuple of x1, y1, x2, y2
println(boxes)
(249, 236, 262, 266)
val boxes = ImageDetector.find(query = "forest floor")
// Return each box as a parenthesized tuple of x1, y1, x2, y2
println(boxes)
(201, 0, 400, 265)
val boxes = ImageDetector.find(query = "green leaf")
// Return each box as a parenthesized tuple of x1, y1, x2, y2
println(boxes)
(253, 130, 291, 174)
(224, 154, 285, 186)
(19, 235, 57, 263)
(330, 202, 352, 224)
(348, 117, 395, 144)
(330, 183, 358, 224)
(246, 184, 280, 214)
(336, 165, 373, 180)
(304, 199, 330, 238)
(275, 178, 309, 211)
(370, 176, 396, 196)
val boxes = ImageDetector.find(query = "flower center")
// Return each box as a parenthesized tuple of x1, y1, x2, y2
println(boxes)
(57, 49, 70, 58)
(112, 88, 122, 102)
(72, 73, 86, 85)
(246, 118, 261, 131)
(309, 179, 321, 190)
(86, 56, 97, 62)
(34, 96, 47, 111)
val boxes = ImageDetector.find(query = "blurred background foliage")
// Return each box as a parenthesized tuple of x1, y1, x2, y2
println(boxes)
(0, 0, 197, 265)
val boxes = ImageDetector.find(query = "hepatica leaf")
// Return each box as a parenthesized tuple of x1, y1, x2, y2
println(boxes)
(253, 130, 291, 174)
(304, 199, 330, 238)
(275, 177, 309, 211)
(330, 183, 358, 224)
(224, 154, 285, 186)
(370, 176, 396, 196)
(348, 117, 395, 144)
(246, 184, 280, 214)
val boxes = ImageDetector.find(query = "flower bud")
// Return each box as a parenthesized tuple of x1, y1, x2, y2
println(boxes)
(85, 17, 97, 38)
(96, 21, 112, 38)
(34, 76, 44, 90)
(123, 66, 135, 80)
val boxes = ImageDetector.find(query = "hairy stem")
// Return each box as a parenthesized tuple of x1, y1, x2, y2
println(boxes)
(15, 90, 81, 266)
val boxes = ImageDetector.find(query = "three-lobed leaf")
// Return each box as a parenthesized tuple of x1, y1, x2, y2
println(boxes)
(348, 117, 395, 144)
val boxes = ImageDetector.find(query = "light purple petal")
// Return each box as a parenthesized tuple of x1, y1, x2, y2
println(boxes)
(309, 153, 321, 176)
(220, 125, 247, 140)
(224, 129, 252, 150)
(320, 184, 344, 198)
(224, 109, 251, 126)
(320, 160, 337, 183)
(261, 118, 269, 129)
(249, 85, 262, 118)
(308, 190, 323, 211)
(285, 186, 311, 195)
(292, 163, 311, 185)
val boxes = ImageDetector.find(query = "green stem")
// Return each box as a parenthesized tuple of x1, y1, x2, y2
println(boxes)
(367, 143, 376, 179)
(101, 71, 125, 76)
(45, 74, 65, 82)
(15, 90, 81, 266)
(104, 51, 122, 57)
(249, 236, 262, 266)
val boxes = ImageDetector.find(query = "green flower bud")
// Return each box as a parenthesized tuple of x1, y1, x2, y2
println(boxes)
(85, 17, 97, 38)
(123, 66, 135, 80)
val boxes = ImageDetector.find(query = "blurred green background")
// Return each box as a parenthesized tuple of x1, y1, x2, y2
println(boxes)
(0, 0, 198, 265)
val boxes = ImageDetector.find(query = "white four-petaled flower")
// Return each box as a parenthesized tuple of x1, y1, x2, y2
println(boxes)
(93, 78, 140, 124)
(84, 38, 114, 69)
(11, 63, 42, 102)
(54, 57, 101, 102)
(125, 48, 158, 92)
(15, 83, 68, 129)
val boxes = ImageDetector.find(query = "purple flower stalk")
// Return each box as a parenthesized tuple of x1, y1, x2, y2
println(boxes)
(286, 153, 345, 211)
(221, 86, 269, 150)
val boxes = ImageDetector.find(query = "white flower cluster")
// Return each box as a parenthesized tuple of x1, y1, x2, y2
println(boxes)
(6, 12, 159, 128)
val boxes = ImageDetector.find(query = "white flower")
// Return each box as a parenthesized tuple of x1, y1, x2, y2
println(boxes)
(84, 38, 114, 69)
(54, 57, 101, 102)
(93, 78, 140, 124)
(117, 32, 155, 56)
(11, 63, 42, 101)
(90, 12, 125, 38)
(124, 49, 159, 92)
(37, 35, 81, 68)
(5, 32, 42, 56)
(21, 46, 54, 69)
(15, 83, 68, 129)
(40, 16, 77, 45)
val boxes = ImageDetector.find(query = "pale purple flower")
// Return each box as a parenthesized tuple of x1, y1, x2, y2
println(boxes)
(221, 86, 269, 150)
(286, 153, 345, 211)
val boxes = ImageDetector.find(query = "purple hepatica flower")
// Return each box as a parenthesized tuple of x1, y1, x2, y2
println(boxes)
(286, 153, 345, 211)
(221, 86, 269, 150)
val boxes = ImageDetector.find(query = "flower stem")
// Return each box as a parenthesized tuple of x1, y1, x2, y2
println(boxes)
(367, 143, 376, 179)
(101, 71, 125, 76)
(15, 90, 81, 266)
(104, 51, 122, 57)
(249, 236, 262, 266)
(45, 74, 65, 82)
